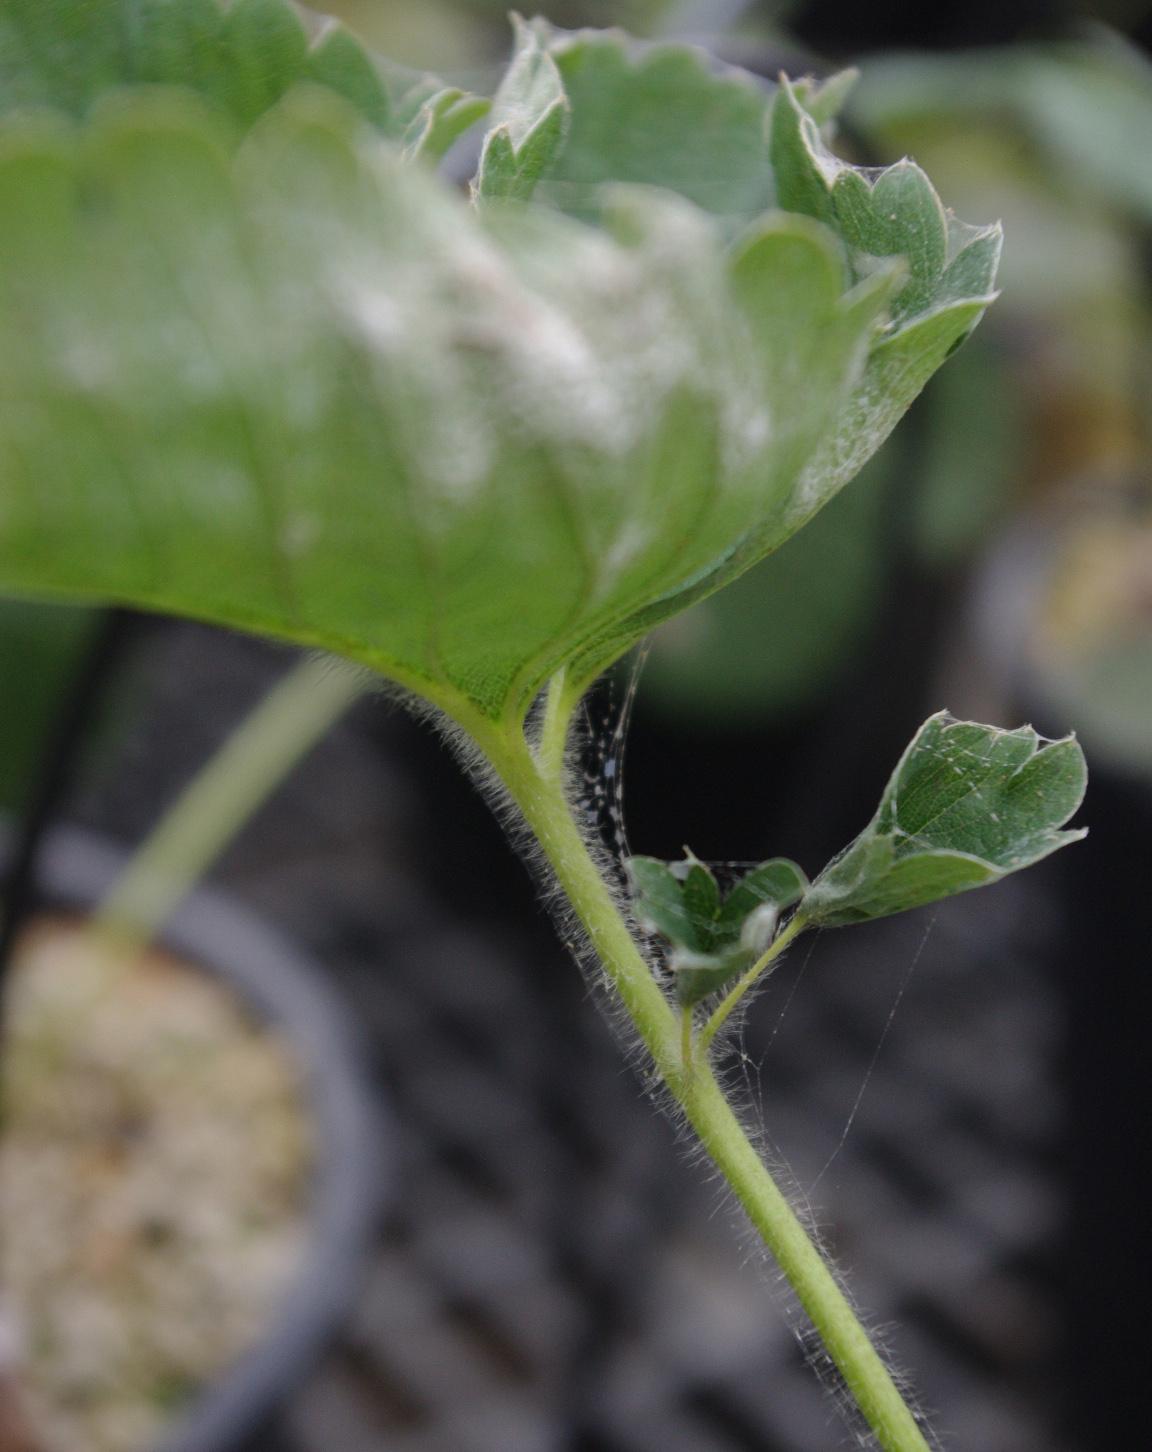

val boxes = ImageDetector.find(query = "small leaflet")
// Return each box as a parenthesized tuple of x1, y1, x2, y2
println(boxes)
(799, 712, 1087, 927)
(629, 852, 807, 1006)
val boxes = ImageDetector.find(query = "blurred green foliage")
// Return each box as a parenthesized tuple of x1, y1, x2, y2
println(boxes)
(642, 447, 890, 721)
(647, 21, 1152, 743)
(851, 30, 1152, 775)
(911, 334, 1023, 567)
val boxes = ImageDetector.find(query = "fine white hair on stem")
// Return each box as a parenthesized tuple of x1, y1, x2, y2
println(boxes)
(705, 1010, 942, 1450)
(394, 679, 939, 1450)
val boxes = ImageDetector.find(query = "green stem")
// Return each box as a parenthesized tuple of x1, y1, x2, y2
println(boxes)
(698, 914, 805, 1058)
(678, 1067, 930, 1452)
(535, 666, 571, 784)
(681, 1002, 694, 1075)
(479, 716, 931, 1452)
(94, 654, 364, 949)
(482, 718, 680, 1077)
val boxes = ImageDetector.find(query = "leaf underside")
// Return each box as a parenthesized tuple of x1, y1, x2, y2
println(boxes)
(0, 7, 1000, 724)
(0, 0, 487, 148)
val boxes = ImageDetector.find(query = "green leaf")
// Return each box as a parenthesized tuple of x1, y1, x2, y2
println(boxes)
(0, 96, 872, 720)
(633, 718, 1086, 997)
(790, 68, 859, 129)
(682, 860, 722, 952)
(800, 712, 1088, 927)
(213, 0, 309, 125)
(629, 850, 807, 1005)
(629, 856, 699, 947)
(778, 290, 1000, 550)
(0, 0, 488, 150)
(476, 14, 568, 203)
(0, 13, 999, 726)
(628, 858, 755, 1008)
(304, 22, 392, 132)
(772, 78, 999, 325)
(554, 78, 1001, 689)
(629, 851, 720, 954)
(669, 944, 755, 1009)
(716, 858, 808, 938)
(769, 78, 836, 228)
(527, 22, 775, 225)
(396, 81, 490, 163)
(831, 161, 947, 321)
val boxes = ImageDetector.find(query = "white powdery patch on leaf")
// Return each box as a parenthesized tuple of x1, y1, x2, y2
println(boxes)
(322, 172, 773, 530)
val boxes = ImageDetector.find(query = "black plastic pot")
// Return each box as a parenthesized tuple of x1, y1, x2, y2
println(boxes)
(3, 824, 390, 1452)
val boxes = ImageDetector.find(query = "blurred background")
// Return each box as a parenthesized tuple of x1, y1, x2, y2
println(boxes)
(1, 0, 1149, 1449)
